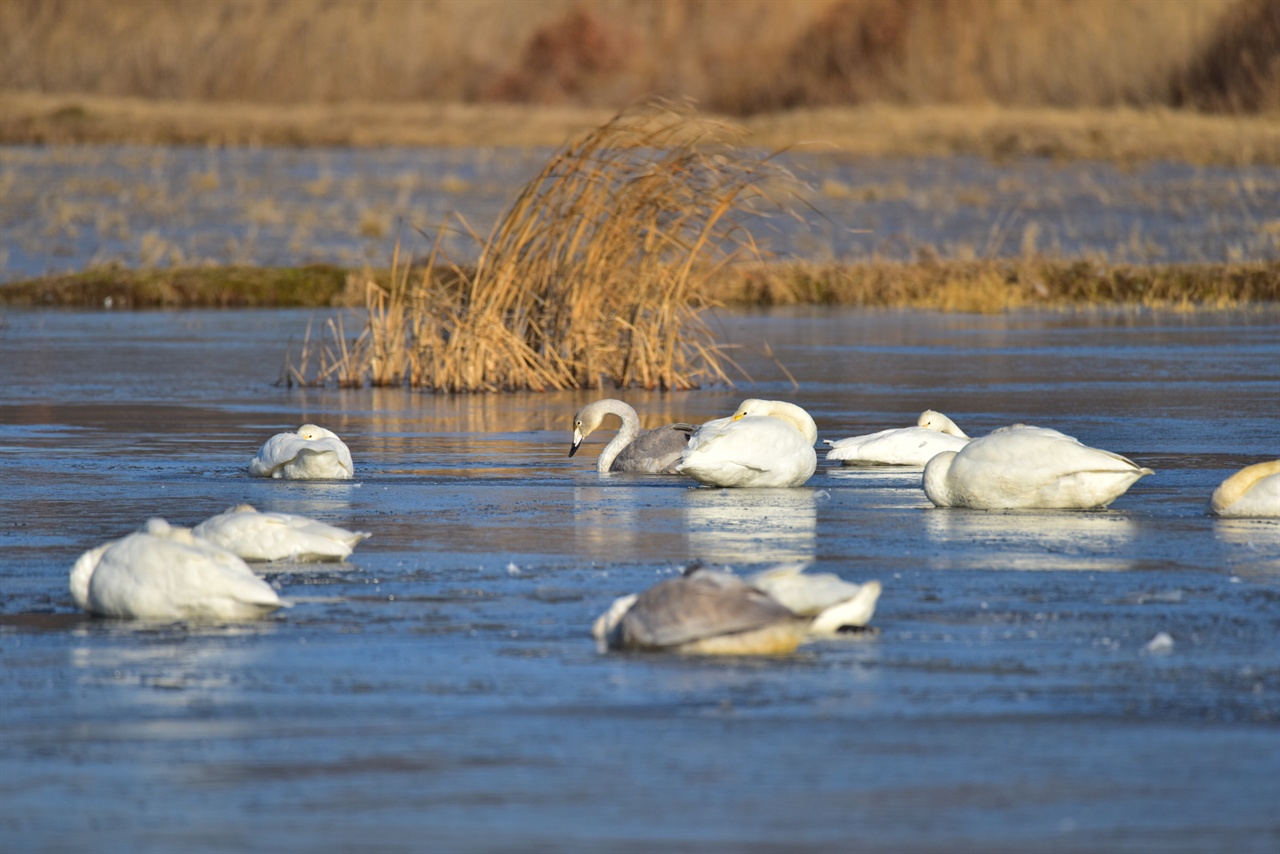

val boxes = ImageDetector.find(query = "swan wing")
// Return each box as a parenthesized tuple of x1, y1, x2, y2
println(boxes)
(617, 570, 792, 649)
(610, 423, 698, 474)
(946, 426, 1152, 508)
(194, 509, 369, 561)
(826, 426, 969, 465)
(85, 530, 282, 621)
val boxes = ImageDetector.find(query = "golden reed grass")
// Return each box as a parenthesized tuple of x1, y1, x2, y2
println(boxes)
(5, 259, 1276, 313)
(285, 102, 802, 392)
(2, 0, 1273, 113)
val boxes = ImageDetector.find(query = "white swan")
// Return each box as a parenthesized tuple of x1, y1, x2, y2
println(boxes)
(591, 564, 881, 654)
(825, 410, 970, 466)
(923, 424, 1154, 510)
(744, 564, 882, 637)
(1210, 460, 1280, 518)
(676, 399, 818, 488)
(249, 424, 354, 480)
(193, 504, 371, 562)
(569, 399, 697, 474)
(69, 519, 285, 621)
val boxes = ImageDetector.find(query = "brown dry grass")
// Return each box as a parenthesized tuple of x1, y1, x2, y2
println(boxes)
(2, 0, 1275, 113)
(3, 91, 1277, 166)
(5, 259, 1276, 313)
(716, 259, 1280, 312)
(285, 102, 802, 392)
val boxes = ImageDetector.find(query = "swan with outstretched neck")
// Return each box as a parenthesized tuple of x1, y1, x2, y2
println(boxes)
(569, 399, 697, 474)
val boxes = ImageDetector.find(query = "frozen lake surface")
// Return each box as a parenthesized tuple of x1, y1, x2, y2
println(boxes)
(1, 306, 1278, 852)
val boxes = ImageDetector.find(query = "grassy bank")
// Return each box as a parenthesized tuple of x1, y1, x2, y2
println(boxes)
(5, 260, 1276, 313)
(3, 92, 1278, 166)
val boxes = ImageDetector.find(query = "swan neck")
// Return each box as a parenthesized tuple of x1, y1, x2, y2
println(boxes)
(594, 401, 642, 472)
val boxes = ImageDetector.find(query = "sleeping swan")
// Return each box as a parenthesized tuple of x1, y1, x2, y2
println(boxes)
(249, 424, 354, 480)
(193, 504, 371, 562)
(591, 564, 881, 654)
(676, 399, 818, 488)
(1210, 460, 1280, 518)
(825, 410, 970, 466)
(70, 519, 285, 621)
(923, 424, 1153, 510)
(569, 399, 697, 474)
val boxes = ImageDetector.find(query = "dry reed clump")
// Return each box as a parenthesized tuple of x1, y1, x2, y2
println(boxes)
(287, 103, 800, 392)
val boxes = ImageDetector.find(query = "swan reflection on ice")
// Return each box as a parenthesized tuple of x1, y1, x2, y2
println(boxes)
(922, 508, 1140, 571)
(684, 488, 817, 565)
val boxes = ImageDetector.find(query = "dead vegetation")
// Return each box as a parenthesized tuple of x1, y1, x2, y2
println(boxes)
(283, 103, 801, 392)
(2, 0, 1274, 114)
(6, 258, 1276, 314)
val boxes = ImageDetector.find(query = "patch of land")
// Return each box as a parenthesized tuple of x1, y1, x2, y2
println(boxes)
(5, 260, 1277, 313)
(2, 92, 1278, 166)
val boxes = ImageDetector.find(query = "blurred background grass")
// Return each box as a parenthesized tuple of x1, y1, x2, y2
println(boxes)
(2, 0, 1275, 114)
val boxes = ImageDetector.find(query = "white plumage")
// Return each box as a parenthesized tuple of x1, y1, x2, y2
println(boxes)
(923, 424, 1153, 510)
(193, 504, 371, 562)
(825, 409, 970, 466)
(677, 399, 818, 488)
(249, 424, 354, 480)
(1210, 460, 1280, 518)
(69, 519, 285, 621)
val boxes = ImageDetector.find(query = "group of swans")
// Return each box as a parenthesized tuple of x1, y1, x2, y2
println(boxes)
(70, 506, 370, 621)
(71, 422, 371, 621)
(569, 398, 1275, 516)
(67, 409, 1273, 649)
(571, 398, 818, 488)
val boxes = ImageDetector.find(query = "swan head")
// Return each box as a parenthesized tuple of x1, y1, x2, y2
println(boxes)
(569, 404, 603, 457)
(731, 399, 819, 445)
(917, 410, 969, 439)
(297, 424, 340, 441)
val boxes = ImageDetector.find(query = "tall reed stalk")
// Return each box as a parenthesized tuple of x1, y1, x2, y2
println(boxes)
(293, 102, 798, 391)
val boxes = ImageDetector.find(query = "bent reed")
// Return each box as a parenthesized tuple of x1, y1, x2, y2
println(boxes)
(284, 102, 800, 392)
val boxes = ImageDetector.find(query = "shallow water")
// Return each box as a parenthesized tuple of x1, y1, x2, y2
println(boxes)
(1, 307, 1278, 852)
(3, 145, 1278, 282)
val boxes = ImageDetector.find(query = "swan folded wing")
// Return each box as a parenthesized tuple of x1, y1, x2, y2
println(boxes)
(282, 442, 353, 479)
(745, 566, 867, 615)
(1211, 460, 1280, 517)
(194, 509, 369, 561)
(85, 530, 282, 620)
(248, 433, 300, 477)
(825, 427, 967, 465)
(611, 423, 699, 473)
(944, 426, 1152, 508)
(617, 571, 793, 649)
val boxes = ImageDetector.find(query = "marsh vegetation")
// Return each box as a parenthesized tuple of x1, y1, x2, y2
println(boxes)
(281, 104, 803, 392)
